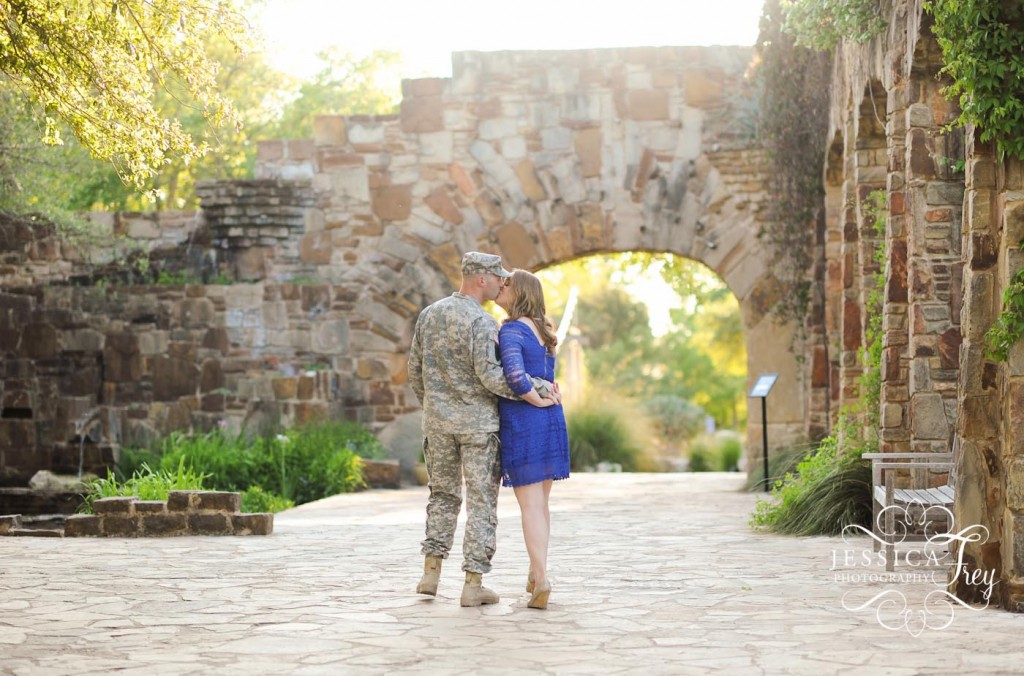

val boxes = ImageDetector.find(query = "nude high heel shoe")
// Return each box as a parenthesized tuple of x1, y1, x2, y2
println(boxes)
(526, 569, 535, 593)
(527, 579, 551, 610)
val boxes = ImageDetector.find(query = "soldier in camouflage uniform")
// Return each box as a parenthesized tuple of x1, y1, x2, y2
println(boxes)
(409, 251, 556, 607)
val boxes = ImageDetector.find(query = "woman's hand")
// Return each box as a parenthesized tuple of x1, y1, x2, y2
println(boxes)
(521, 388, 555, 408)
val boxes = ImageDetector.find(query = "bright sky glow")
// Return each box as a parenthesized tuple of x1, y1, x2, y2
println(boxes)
(256, 0, 766, 81)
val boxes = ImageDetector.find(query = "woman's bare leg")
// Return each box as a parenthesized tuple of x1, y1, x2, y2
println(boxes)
(514, 481, 551, 586)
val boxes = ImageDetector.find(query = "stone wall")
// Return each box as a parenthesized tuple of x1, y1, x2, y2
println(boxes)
(824, 0, 1024, 610)
(0, 279, 406, 486)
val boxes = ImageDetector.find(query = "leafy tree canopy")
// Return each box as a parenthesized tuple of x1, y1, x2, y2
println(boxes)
(0, 0, 254, 187)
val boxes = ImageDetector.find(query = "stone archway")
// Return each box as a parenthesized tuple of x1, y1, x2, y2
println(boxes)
(233, 47, 809, 456)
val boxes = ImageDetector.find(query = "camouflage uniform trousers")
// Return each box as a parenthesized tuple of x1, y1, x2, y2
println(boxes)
(420, 431, 502, 574)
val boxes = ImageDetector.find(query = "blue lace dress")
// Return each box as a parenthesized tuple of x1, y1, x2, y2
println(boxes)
(497, 320, 570, 487)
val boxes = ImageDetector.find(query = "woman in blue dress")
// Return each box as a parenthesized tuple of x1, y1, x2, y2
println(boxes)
(494, 269, 570, 610)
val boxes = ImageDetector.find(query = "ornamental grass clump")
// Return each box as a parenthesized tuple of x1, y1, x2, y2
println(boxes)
(750, 435, 872, 536)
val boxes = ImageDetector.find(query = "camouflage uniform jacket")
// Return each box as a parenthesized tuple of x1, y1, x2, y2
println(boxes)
(409, 292, 523, 435)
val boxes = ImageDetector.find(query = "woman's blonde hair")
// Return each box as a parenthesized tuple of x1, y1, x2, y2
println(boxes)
(503, 269, 558, 355)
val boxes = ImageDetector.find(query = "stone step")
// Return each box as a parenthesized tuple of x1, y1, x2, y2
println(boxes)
(9, 528, 63, 537)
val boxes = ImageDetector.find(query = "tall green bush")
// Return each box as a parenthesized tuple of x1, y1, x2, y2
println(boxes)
(566, 403, 645, 471)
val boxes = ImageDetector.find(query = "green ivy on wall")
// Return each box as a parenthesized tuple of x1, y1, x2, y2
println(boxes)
(926, 1, 1024, 161)
(756, 0, 833, 325)
(985, 241, 1024, 362)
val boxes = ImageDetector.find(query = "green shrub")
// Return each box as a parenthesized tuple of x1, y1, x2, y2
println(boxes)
(241, 486, 294, 514)
(157, 430, 258, 491)
(718, 438, 742, 472)
(566, 403, 644, 471)
(687, 433, 744, 472)
(79, 459, 207, 514)
(688, 443, 712, 472)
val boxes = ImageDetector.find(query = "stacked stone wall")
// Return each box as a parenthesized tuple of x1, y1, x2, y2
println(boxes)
(825, 0, 1024, 610)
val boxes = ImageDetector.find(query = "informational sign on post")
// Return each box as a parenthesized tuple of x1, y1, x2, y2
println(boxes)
(748, 373, 778, 491)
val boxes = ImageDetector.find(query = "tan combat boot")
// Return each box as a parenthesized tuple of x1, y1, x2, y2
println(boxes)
(416, 556, 443, 596)
(460, 572, 499, 607)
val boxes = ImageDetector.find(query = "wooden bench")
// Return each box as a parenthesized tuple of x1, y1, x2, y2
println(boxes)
(862, 452, 954, 572)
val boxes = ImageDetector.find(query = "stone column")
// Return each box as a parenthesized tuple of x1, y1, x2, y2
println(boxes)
(952, 135, 1019, 609)
(880, 79, 911, 454)
(837, 124, 864, 420)
(902, 48, 963, 457)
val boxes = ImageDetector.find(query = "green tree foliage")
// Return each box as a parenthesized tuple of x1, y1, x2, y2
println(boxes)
(539, 253, 747, 432)
(780, 0, 886, 51)
(0, 0, 253, 187)
(271, 49, 401, 140)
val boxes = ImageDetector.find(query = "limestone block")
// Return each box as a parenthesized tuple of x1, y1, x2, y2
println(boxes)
(424, 187, 464, 224)
(63, 514, 100, 537)
(682, 71, 723, 107)
(232, 513, 273, 536)
(362, 459, 401, 489)
(101, 515, 140, 536)
(400, 96, 444, 133)
(300, 231, 333, 266)
(152, 357, 198, 400)
(167, 491, 200, 512)
(881, 403, 904, 428)
(549, 156, 587, 204)
(279, 163, 315, 181)
(188, 513, 231, 534)
(93, 497, 136, 515)
(925, 181, 965, 205)
(419, 131, 453, 164)
(194, 492, 241, 513)
(199, 328, 228, 355)
(141, 513, 188, 536)
(496, 222, 538, 270)
(200, 359, 224, 393)
(627, 89, 669, 120)
(574, 129, 603, 178)
(449, 163, 478, 196)
(372, 185, 413, 221)
(515, 160, 547, 203)
(469, 140, 516, 184)
(61, 328, 104, 353)
(541, 127, 572, 150)
(229, 247, 265, 282)
(134, 501, 166, 515)
(1005, 200, 1024, 245)
(312, 320, 350, 354)
(177, 298, 216, 329)
(500, 137, 527, 160)
(22, 322, 61, 359)
(262, 300, 289, 331)
(331, 166, 371, 202)
(313, 115, 346, 146)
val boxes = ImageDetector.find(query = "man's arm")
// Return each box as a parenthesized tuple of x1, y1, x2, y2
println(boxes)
(471, 318, 553, 400)
(408, 315, 425, 404)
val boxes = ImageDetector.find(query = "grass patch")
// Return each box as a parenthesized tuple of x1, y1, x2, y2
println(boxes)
(79, 459, 207, 514)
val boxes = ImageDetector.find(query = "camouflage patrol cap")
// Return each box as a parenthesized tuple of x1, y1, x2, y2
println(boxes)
(461, 251, 512, 278)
